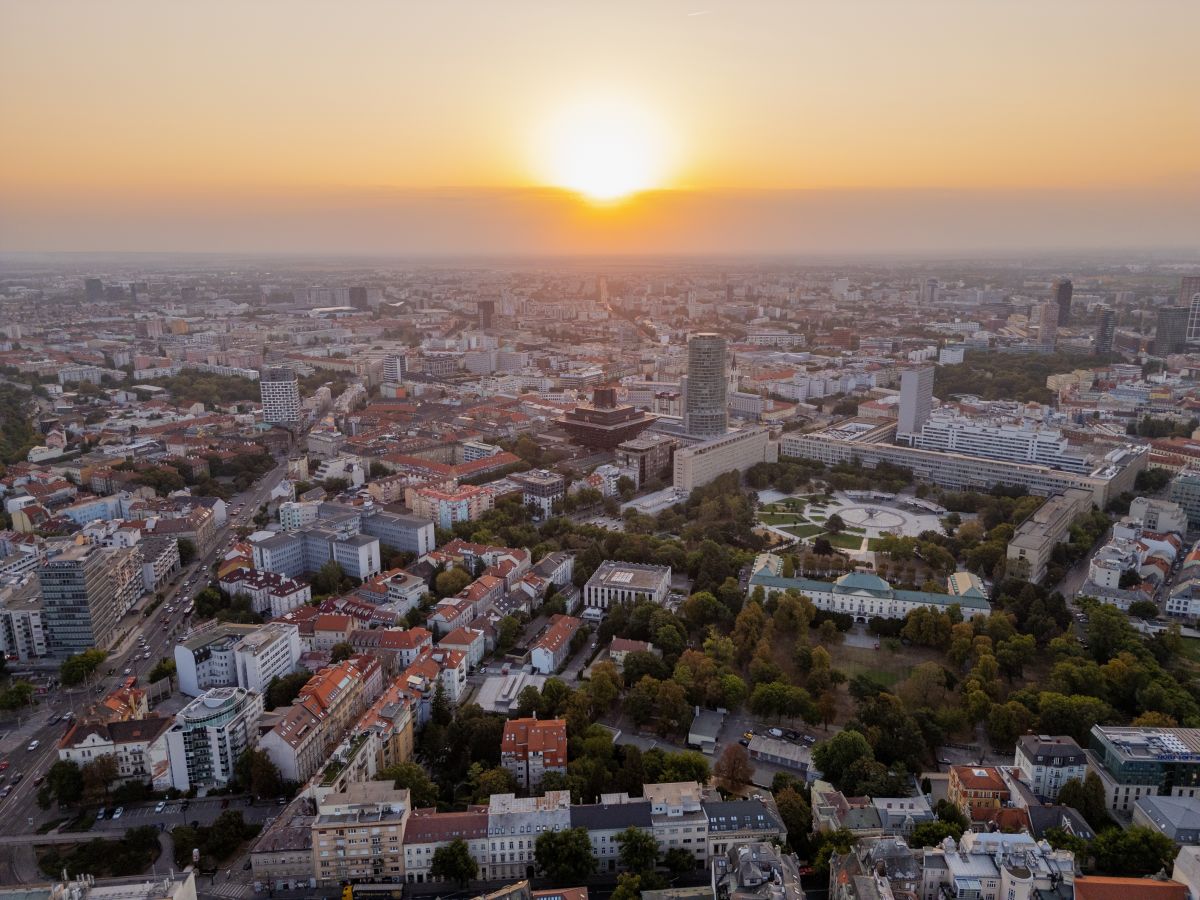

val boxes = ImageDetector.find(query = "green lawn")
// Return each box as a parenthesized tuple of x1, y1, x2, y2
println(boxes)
(843, 526, 865, 534)
(1180, 637, 1200, 664)
(866, 538, 885, 551)
(782, 524, 824, 539)
(826, 532, 866, 550)
(759, 512, 808, 525)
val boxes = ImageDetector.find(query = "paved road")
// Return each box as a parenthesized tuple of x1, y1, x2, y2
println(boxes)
(0, 461, 289, 837)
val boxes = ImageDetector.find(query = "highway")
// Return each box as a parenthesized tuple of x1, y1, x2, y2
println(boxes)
(0, 461, 289, 837)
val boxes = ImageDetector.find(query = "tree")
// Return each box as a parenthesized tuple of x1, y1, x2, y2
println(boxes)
(497, 615, 522, 653)
(615, 826, 659, 873)
(435, 566, 472, 598)
(329, 641, 354, 663)
(535, 827, 597, 884)
(148, 657, 176, 684)
(663, 847, 698, 875)
(774, 786, 812, 855)
(177, 538, 197, 565)
(431, 838, 479, 886)
(612, 873, 643, 900)
(1128, 599, 1158, 618)
(311, 561, 352, 596)
(825, 513, 846, 534)
(1091, 825, 1178, 876)
(469, 764, 518, 803)
(812, 730, 874, 791)
(234, 748, 284, 798)
(265, 670, 312, 710)
(38, 760, 84, 809)
(377, 762, 439, 809)
(81, 754, 120, 803)
(909, 820, 964, 848)
(1056, 773, 1110, 830)
(60, 649, 107, 686)
(714, 745, 754, 794)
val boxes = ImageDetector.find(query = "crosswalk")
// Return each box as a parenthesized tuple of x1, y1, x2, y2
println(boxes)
(202, 882, 250, 899)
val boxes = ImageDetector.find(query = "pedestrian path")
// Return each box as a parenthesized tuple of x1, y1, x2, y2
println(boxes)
(203, 882, 251, 899)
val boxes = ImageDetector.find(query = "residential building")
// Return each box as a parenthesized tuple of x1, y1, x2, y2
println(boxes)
(712, 842, 804, 900)
(583, 561, 672, 615)
(219, 568, 312, 617)
(1005, 488, 1094, 584)
(616, 433, 677, 486)
(1129, 496, 1189, 534)
(139, 535, 181, 593)
(0, 576, 47, 661)
(408, 483, 495, 529)
(704, 798, 786, 859)
(485, 791, 573, 882)
(1095, 305, 1116, 354)
(571, 796, 653, 874)
(38, 542, 121, 655)
(645, 782, 709, 864)
(1036, 300, 1058, 350)
(510, 470, 566, 520)
(403, 806, 490, 884)
(310, 782, 411, 886)
(501, 718, 568, 789)
(174, 622, 259, 696)
(349, 627, 432, 674)
(947, 766, 1011, 821)
(529, 614, 582, 674)
(1134, 795, 1200, 845)
(261, 367, 301, 425)
(355, 674, 417, 774)
(233, 623, 304, 694)
(919, 831, 1075, 900)
(751, 568, 990, 621)
(1014, 735, 1087, 801)
(251, 526, 380, 580)
(165, 686, 264, 792)
(1170, 472, 1200, 529)
(684, 333, 728, 438)
(58, 716, 173, 789)
(673, 427, 774, 493)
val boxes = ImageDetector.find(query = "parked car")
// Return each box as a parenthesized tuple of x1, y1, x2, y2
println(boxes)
(742, 731, 755, 741)
(26, 740, 39, 752)
(767, 727, 784, 738)
(155, 800, 167, 813)
(738, 738, 750, 747)
(112, 807, 123, 819)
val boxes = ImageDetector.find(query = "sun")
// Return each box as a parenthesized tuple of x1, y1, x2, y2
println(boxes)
(538, 97, 670, 202)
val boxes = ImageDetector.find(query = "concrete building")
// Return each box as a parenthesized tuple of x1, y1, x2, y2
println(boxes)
(673, 427, 774, 492)
(1052, 278, 1074, 325)
(408, 483, 495, 529)
(645, 782, 709, 864)
(616, 433, 677, 487)
(260, 367, 301, 425)
(750, 568, 990, 621)
(233, 623, 304, 694)
(311, 782, 411, 886)
(509, 469, 566, 520)
(486, 791, 573, 882)
(1156, 306, 1190, 355)
(712, 842, 804, 900)
(1086, 725, 1200, 816)
(38, 542, 121, 655)
(1170, 472, 1200, 530)
(583, 561, 671, 615)
(917, 413, 1094, 473)
(165, 686, 263, 792)
(1134, 795, 1200, 845)
(58, 716, 173, 789)
(896, 366, 934, 444)
(1036, 300, 1059, 350)
(174, 622, 259, 696)
(251, 526, 380, 580)
(0, 576, 47, 661)
(219, 568, 312, 617)
(1014, 735, 1087, 802)
(500, 717, 568, 789)
(1095, 305, 1116, 354)
(919, 831, 1075, 900)
(139, 535, 181, 593)
(402, 807, 490, 884)
(571, 796, 654, 874)
(1005, 488, 1095, 584)
(948, 766, 1011, 821)
(684, 333, 728, 438)
(529, 614, 582, 674)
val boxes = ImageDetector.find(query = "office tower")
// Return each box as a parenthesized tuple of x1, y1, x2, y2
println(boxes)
(1036, 301, 1058, 350)
(260, 367, 300, 425)
(920, 277, 938, 305)
(1181, 275, 1200, 308)
(683, 333, 728, 438)
(1052, 278, 1074, 325)
(383, 354, 407, 384)
(84, 278, 103, 302)
(1094, 306, 1116, 354)
(477, 299, 495, 330)
(1156, 307, 1190, 355)
(1184, 276, 1200, 346)
(897, 367, 935, 444)
(348, 286, 368, 310)
(38, 544, 120, 655)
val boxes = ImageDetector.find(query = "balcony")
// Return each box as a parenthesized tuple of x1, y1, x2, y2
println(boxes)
(319, 731, 372, 787)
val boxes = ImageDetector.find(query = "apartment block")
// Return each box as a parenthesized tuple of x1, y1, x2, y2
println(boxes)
(583, 561, 671, 615)
(165, 687, 264, 792)
(1014, 735, 1087, 802)
(311, 783, 410, 886)
(1005, 488, 1094, 584)
(500, 717, 568, 789)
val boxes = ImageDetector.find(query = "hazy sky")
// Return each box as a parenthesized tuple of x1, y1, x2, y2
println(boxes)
(2, 0, 1198, 254)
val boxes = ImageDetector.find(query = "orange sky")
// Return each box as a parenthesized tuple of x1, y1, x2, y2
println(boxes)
(1, 0, 1198, 253)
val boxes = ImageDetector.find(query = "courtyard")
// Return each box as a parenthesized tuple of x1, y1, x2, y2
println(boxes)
(755, 489, 948, 556)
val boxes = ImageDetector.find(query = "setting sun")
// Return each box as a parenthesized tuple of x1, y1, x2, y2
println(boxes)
(537, 97, 671, 202)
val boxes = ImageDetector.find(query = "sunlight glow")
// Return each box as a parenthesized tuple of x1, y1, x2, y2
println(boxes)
(538, 97, 670, 202)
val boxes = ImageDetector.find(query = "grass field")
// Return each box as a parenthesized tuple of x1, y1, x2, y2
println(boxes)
(759, 512, 807, 525)
(827, 532, 866, 550)
(1180, 637, 1200, 664)
(782, 524, 824, 538)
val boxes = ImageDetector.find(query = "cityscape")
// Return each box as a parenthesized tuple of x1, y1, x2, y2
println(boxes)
(1, 4, 1200, 900)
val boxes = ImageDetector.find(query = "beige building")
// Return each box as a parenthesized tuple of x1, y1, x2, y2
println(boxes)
(673, 427, 775, 493)
(311, 782, 411, 886)
(1005, 488, 1093, 583)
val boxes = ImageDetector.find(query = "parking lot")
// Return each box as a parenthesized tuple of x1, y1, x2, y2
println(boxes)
(86, 795, 282, 833)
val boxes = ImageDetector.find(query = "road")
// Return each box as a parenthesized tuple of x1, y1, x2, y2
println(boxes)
(0, 460, 289, 838)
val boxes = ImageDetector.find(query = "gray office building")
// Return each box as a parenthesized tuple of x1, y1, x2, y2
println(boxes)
(1156, 307, 1190, 355)
(683, 333, 728, 438)
(1052, 278, 1074, 325)
(38, 543, 121, 655)
(1094, 306, 1116, 354)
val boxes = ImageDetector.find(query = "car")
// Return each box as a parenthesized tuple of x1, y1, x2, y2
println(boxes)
(0, 786, 11, 798)
(27, 740, 39, 752)
(738, 738, 750, 747)
(243, 861, 252, 871)
(0, 760, 8, 770)
(768, 727, 784, 738)
(180, 800, 190, 811)
(802, 735, 816, 745)
(62, 711, 74, 721)
(10, 772, 22, 784)
(155, 801, 167, 813)
(277, 797, 287, 805)
(96, 684, 107, 694)
(783, 729, 800, 741)
(123, 668, 132, 676)
(742, 731, 754, 741)
(112, 807, 123, 819)
(96, 808, 107, 820)
(46, 714, 59, 726)
(33, 775, 45, 787)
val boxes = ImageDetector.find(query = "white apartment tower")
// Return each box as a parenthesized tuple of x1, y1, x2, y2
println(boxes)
(683, 333, 728, 438)
(260, 367, 301, 425)
(896, 367, 934, 445)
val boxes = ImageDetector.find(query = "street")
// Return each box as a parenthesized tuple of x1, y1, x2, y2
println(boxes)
(0, 460, 289, 839)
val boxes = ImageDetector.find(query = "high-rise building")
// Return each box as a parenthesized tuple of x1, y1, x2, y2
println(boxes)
(84, 278, 104, 302)
(348, 286, 368, 310)
(477, 299, 495, 330)
(1052, 278, 1074, 325)
(1156, 307, 1190, 355)
(1184, 276, 1200, 346)
(897, 367, 934, 443)
(683, 333, 728, 438)
(1036, 301, 1058, 349)
(1095, 305, 1116, 354)
(555, 386, 657, 449)
(383, 354, 406, 384)
(920, 277, 938, 305)
(260, 367, 300, 425)
(38, 543, 121, 656)
(165, 687, 263, 791)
